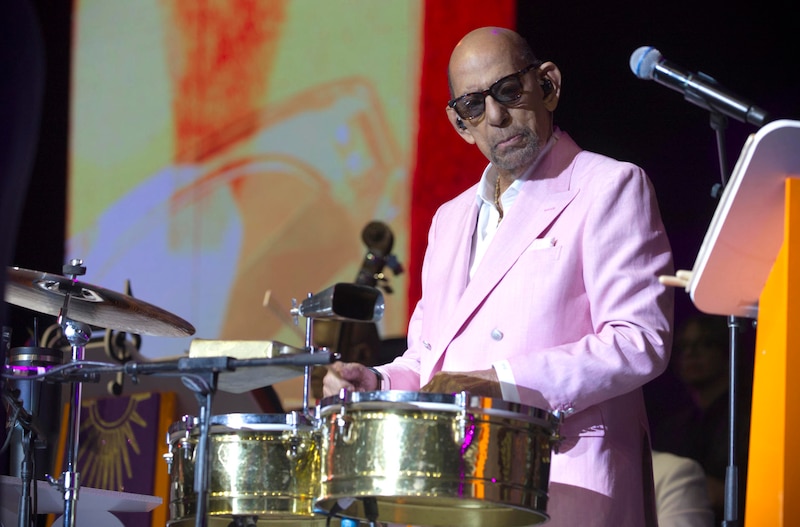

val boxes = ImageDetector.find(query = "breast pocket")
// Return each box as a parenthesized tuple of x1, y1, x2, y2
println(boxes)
(520, 234, 563, 265)
(514, 241, 563, 277)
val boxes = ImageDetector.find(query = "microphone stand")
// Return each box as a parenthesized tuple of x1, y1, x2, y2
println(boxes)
(17, 426, 34, 527)
(708, 110, 743, 527)
(723, 315, 743, 527)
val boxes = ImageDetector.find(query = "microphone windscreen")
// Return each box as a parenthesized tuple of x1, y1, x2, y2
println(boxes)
(629, 46, 662, 79)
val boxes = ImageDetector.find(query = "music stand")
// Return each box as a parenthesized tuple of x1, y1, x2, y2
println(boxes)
(683, 119, 800, 526)
(688, 119, 800, 316)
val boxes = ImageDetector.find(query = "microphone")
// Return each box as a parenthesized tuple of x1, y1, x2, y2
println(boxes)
(629, 46, 769, 127)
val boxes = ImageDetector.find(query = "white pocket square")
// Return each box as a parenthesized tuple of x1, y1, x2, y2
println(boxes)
(528, 236, 557, 251)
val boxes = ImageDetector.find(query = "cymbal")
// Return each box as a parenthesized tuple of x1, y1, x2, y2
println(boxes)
(4, 267, 195, 337)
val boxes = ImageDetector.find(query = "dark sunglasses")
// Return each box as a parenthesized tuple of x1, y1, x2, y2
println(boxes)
(448, 62, 541, 121)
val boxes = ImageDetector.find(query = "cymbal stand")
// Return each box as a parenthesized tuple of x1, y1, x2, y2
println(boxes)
(45, 259, 92, 527)
(49, 317, 91, 527)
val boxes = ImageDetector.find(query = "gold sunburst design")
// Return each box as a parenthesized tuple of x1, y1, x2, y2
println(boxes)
(78, 393, 151, 491)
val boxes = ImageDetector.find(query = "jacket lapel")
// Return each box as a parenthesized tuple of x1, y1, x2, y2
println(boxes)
(431, 133, 582, 360)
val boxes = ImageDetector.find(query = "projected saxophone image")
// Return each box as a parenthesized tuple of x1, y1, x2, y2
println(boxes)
(67, 1, 416, 361)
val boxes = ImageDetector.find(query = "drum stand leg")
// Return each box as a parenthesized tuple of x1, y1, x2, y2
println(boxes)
(180, 370, 219, 527)
(362, 497, 380, 527)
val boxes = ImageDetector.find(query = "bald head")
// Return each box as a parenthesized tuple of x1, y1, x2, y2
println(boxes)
(448, 27, 537, 98)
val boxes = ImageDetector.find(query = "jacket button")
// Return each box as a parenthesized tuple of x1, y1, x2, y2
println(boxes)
(491, 329, 503, 341)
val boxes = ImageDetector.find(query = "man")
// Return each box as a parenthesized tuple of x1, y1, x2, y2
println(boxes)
(324, 27, 674, 526)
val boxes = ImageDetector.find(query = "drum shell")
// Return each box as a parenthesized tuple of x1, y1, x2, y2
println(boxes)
(316, 391, 559, 527)
(166, 412, 320, 523)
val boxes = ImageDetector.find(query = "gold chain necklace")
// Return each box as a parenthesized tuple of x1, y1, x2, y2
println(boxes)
(494, 175, 504, 224)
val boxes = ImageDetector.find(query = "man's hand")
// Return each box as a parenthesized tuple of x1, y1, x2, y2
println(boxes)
(322, 361, 379, 397)
(421, 369, 502, 399)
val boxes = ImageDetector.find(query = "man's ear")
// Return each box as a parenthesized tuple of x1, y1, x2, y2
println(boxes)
(446, 106, 476, 144)
(538, 61, 562, 112)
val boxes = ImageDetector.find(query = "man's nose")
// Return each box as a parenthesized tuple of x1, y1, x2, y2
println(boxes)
(483, 96, 510, 125)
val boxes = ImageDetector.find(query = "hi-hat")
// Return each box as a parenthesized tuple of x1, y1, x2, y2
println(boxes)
(4, 267, 195, 337)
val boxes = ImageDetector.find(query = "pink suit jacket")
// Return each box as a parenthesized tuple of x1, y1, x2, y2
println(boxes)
(381, 130, 674, 526)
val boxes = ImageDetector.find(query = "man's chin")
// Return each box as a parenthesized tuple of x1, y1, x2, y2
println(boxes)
(492, 146, 538, 172)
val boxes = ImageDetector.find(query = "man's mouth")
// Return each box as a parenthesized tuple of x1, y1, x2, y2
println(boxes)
(495, 133, 523, 150)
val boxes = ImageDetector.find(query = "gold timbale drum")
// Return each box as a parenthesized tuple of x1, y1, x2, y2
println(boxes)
(166, 392, 559, 527)
(165, 412, 322, 526)
(316, 391, 559, 527)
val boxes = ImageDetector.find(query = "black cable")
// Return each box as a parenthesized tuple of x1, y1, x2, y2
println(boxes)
(1, 389, 24, 454)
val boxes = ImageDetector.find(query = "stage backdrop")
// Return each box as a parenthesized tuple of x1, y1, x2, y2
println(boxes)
(67, 0, 514, 401)
(63, 3, 512, 521)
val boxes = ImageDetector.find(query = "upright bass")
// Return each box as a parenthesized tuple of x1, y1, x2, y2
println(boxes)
(314, 221, 404, 370)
